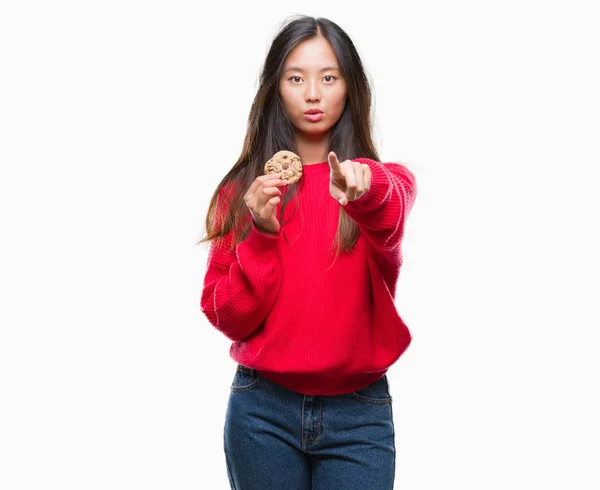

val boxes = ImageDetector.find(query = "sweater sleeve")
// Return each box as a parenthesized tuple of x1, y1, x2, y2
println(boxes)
(200, 187, 283, 342)
(343, 158, 417, 257)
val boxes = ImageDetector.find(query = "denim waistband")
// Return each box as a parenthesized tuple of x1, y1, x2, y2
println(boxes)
(238, 364, 256, 376)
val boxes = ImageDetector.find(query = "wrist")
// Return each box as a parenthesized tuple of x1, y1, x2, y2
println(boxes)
(253, 221, 280, 237)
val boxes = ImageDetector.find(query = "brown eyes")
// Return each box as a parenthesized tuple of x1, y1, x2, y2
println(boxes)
(288, 76, 337, 83)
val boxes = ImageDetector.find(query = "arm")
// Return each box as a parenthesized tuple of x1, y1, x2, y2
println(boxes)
(343, 158, 417, 254)
(200, 187, 283, 341)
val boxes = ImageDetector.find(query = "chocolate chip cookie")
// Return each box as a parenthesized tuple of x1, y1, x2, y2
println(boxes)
(264, 150, 303, 184)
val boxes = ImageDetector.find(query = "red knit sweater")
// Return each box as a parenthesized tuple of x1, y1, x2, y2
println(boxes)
(200, 158, 417, 395)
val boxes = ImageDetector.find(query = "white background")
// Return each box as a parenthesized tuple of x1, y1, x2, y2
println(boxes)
(1, 1, 599, 489)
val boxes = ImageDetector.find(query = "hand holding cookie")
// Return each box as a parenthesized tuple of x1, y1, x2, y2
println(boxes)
(247, 150, 302, 236)
(244, 173, 288, 236)
(327, 151, 371, 206)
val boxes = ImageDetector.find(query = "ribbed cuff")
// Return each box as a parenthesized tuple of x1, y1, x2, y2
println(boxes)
(239, 220, 282, 259)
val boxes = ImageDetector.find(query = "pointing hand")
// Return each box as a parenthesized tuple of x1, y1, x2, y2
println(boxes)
(327, 151, 371, 206)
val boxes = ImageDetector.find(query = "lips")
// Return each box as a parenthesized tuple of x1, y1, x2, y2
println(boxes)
(304, 112, 324, 122)
(304, 109, 323, 115)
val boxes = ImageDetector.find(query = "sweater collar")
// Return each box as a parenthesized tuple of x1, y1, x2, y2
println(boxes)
(302, 160, 329, 167)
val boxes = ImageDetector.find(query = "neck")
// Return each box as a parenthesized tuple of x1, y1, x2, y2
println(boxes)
(294, 130, 330, 165)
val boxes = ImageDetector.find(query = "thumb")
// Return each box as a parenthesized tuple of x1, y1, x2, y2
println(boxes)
(331, 188, 348, 206)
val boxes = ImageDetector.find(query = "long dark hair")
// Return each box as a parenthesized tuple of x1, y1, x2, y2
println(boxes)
(196, 14, 380, 260)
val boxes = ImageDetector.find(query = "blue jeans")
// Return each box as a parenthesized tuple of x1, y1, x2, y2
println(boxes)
(224, 364, 396, 489)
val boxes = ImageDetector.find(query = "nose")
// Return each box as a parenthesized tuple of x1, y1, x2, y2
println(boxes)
(305, 79, 320, 103)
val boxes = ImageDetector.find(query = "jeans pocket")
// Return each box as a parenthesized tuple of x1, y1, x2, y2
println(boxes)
(350, 374, 393, 404)
(230, 364, 261, 393)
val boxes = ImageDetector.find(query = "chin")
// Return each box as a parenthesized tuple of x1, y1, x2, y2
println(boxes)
(298, 121, 332, 134)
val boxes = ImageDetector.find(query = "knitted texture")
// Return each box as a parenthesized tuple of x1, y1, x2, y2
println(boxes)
(201, 158, 417, 395)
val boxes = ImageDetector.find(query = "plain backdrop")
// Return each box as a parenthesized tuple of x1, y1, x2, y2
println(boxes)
(1, 1, 599, 489)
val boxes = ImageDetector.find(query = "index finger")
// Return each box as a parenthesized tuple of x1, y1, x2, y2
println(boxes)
(247, 173, 285, 197)
(247, 172, 280, 194)
(327, 151, 343, 176)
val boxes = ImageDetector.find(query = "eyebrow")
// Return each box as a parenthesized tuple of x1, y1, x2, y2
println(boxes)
(284, 66, 340, 73)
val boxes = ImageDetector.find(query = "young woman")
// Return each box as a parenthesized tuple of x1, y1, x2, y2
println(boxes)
(198, 15, 417, 490)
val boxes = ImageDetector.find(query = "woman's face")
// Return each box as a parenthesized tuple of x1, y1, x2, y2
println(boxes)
(279, 36, 347, 135)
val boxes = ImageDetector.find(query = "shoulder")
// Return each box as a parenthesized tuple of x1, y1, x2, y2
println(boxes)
(354, 157, 416, 186)
(218, 178, 243, 203)
(386, 162, 416, 186)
